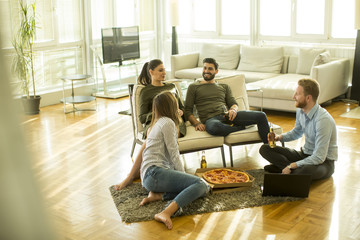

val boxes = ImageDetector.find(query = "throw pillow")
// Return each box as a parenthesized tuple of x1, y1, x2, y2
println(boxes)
(312, 51, 331, 67)
(296, 48, 326, 75)
(310, 51, 331, 79)
(237, 46, 284, 73)
(197, 43, 241, 70)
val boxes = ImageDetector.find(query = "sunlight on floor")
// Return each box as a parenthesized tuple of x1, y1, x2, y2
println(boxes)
(223, 211, 245, 239)
(328, 194, 339, 240)
(197, 213, 222, 237)
(238, 213, 257, 240)
(266, 234, 276, 240)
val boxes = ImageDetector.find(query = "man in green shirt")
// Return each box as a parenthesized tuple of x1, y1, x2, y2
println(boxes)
(184, 58, 270, 143)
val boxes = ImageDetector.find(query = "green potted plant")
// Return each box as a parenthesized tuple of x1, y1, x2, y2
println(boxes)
(12, 0, 40, 115)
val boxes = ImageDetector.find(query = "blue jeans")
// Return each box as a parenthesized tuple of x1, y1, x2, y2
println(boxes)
(142, 166, 209, 208)
(205, 110, 270, 143)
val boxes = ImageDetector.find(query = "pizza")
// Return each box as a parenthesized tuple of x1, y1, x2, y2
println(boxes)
(202, 169, 250, 184)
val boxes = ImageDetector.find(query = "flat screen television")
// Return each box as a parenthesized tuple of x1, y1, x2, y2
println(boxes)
(101, 26, 140, 65)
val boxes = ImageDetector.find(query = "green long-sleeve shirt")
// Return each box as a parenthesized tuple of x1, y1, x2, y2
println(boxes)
(139, 83, 186, 137)
(184, 81, 237, 123)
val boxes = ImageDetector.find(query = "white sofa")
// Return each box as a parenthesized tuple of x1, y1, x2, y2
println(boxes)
(130, 75, 282, 167)
(171, 44, 350, 112)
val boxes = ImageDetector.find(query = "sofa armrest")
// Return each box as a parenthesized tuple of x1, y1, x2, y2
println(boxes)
(235, 96, 249, 111)
(171, 52, 200, 78)
(312, 58, 350, 103)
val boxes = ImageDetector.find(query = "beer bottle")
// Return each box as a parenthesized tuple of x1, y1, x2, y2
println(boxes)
(200, 151, 207, 168)
(269, 126, 276, 148)
(222, 105, 234, 126)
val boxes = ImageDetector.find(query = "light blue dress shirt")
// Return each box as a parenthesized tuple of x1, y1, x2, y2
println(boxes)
(282, 104, 338, 167)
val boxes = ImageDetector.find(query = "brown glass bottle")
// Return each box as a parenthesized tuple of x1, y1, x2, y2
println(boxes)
(222, 105, 234, 126)
(269, 127, 276, 148)
(200, 151, 207, 168)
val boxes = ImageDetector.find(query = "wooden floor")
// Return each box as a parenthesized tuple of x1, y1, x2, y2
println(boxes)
(21, 98, 360, 240)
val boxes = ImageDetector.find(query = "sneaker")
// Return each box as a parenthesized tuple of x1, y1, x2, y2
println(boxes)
(264, 164, 282, 173)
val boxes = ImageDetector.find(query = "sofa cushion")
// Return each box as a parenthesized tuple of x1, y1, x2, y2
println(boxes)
(175, 68, 280, 83)
(224, 124, 282, 145)
(178, 125, 224, 152)
(310, 51, 331, 79)
(175, 67, 203, 79)
(235, 71, 281, 83)
(197, 43, 241, 70)
(175, 68, 238, 79)
(296, 48, 326, 75)
(237, 46, 284, 73)
(287, 56, 298, 73)
(246, 73, 308, 100)
(216, 75, 249, 110)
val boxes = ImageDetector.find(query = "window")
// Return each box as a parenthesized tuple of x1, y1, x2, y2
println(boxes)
(91, 0, 112, 40)
(57, 0, 82, 43)
(36, 0, 54, 42)
(332, 0, 357, 38)
(259, 0, 356, 41)
(114, 0, 136, 27)
(2, 0, 84, 94)
(177, 0, 192, 34)
(296, 0, 325, 35)
(0, 0, 13, 48)
(139, 0, 154, 31)
(259, 0, 291, 36)
(221, 0, 250, 35)
(91, 0, 137, 40)
(175, 0, 250, 37)
(193, 0, 216, 32)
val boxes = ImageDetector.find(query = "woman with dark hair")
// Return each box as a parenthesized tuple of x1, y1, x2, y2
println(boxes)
(138, 59, 186, 138)
(115, 91, 209, 230)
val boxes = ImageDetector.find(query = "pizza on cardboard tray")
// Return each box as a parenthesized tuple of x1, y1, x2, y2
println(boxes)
(202, 168, 250, 184)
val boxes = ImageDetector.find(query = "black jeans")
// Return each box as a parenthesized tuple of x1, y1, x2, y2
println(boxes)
(259, 144, 335, 181)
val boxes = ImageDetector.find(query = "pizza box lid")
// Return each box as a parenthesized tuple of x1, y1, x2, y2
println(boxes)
(195, 167, 254, 189)
(211, 185, 251, 194)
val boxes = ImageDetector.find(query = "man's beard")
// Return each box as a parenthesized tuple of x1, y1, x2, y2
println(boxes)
(202, 72, 216, 81)
(295, 99, 307, 108)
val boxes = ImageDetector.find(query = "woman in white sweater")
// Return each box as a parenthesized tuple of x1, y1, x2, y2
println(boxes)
(115, 91, 209, 230)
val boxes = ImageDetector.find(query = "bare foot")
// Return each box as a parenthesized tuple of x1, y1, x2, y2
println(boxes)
(114, 183, 125, 191)
(114, 176, 134, 191)
(155, 212, 173, 230)
(139, 191, 163, 206)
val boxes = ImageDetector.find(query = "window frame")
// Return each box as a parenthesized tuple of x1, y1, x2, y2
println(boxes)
(172, 0, 357, 45)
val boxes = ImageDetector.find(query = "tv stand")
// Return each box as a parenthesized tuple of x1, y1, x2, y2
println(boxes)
(91, 45, 138, 99)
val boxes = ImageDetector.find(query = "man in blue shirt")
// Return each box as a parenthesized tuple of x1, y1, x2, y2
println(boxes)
(259, 78, 337, 180)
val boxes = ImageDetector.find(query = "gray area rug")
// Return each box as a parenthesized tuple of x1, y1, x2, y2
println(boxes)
(109, 169, 303, 223)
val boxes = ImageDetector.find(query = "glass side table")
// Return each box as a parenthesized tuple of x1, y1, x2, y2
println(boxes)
(246, 85, 263, 111)
(60, 74, 97, 114)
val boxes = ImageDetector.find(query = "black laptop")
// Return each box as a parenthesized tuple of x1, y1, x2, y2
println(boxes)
(262, 173, 312, 198)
